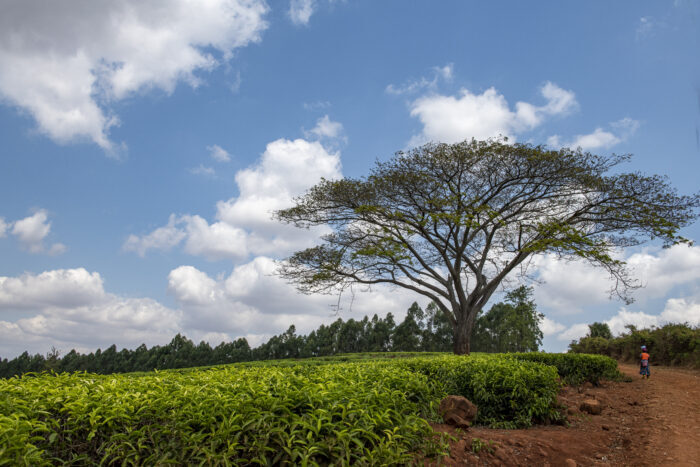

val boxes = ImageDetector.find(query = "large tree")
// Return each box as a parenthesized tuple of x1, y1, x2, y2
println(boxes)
(276, 138, 699, 354)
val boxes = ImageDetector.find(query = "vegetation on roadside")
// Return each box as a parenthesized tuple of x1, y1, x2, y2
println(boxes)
(569, 323, 700, 368)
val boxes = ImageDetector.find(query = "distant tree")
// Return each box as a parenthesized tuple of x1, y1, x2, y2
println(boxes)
(471, 286, 543, 353)
(421, 302, 453, 352)
(588, 322, 613, 339)
(393, 302, 424, 351)
(276, 138, 699, 354)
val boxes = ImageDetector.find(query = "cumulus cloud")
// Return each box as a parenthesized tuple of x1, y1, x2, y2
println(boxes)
(386, 63, 454, 96)
(0, 268, 184, 357)
(208, 144, 231, 162)
(305, 115, 345, 141)
(9, 209, 65, 255)
(547, 118, 640, 150)
(0, 0, 269, 152)
(123, 214, 187, 257)
(533, 244, 700, 315)
(408, 82, 577, 146)
(125, 137, 342, 260)
(540, 316, 566, 336)
(167, 257, 423, 337)
(0, 268, 105, 310)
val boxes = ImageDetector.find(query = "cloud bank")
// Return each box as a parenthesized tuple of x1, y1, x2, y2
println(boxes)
(0, 0, 269, 152)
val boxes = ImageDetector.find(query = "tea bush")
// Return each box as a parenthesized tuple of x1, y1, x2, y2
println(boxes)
(505, 352, 620, 385)
(1, 363, 448, 465)
(1, 353, 602, 464)
(394, 355, 561, 428)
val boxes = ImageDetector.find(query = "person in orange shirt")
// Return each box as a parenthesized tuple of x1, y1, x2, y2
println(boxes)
(640, 345, 650, 379)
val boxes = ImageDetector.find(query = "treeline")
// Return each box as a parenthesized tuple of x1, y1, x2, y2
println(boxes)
(0, 286, 543, 377)
(569, 322, 700, 368)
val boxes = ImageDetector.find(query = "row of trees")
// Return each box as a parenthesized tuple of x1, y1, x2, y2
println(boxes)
(0, 286, 543, 378)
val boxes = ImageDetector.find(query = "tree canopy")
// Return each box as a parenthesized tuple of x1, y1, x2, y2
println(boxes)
(276, 138, 699, 354)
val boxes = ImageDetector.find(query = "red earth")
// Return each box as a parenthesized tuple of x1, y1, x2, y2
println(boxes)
(427, 362, 700, 466)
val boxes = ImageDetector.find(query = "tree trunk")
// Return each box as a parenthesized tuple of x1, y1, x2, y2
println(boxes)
(453, 318, 472, 355)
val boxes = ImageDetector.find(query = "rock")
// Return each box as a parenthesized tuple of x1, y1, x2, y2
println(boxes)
(579, 399, 602, 415)
(564, 459, 577, 467)
(602, 424, 610, 431)
(439, 395, 478, 429)
(567, 407, 577, 415)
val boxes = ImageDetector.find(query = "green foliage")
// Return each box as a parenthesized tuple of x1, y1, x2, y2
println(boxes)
(471, 286, 543, 353)
(0, 362, 450, 465)
(569, 323, 700, 368)
(588, 322, 613, 339)
(507, 352, 620, 385)
(395, 355, 562, 428)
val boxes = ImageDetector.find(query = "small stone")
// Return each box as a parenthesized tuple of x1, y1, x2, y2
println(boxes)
(564, 459, 577, 467)
(602, 425, 610, 431)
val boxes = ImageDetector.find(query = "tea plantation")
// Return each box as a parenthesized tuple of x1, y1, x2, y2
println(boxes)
(0, 352, 617, 465)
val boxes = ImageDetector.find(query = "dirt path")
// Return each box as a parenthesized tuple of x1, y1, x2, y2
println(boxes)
(621, 363, 700, 466)
(430, 362, 700, 466)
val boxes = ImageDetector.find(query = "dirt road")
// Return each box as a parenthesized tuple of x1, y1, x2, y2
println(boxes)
(431, 362, 700, 466)
(622, 363, 700, 467)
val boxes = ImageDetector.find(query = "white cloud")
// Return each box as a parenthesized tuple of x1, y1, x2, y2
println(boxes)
(408, 82, 577, 146)
(0, 218, 7, 237)
(626, 245, 700, 301)
(0, 268, 105, 310)
(660, 298, 700, 326)
(605, 308, 661, 335)
(289, 0, 316, 25)
(554, 296, 700, 343)
(208, 144, 231, 162)
(0, 268, 185, 357)
(123, 214, 187, 257)
(548, 118, 640, 150)
(556, 323, 590, 342)
(125, 137, 342, 260)
(533, 244, 700, 316)
(386, 63, 454, 96)
(0, 0, 269, 152)
(305, 115, 345, 140)
(189, 164, 217, 177)
(10, 209, 65, 255)
(180, 215, 249, 260)
(167, 258, 423, 336)
(540, 316, 566, 336)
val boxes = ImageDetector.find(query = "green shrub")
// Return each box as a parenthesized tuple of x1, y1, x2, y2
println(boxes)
(506, 352, 620, 385)
(394, 355, 561, 428)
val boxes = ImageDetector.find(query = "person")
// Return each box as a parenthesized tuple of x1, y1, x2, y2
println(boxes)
(639, 345, 650, 379)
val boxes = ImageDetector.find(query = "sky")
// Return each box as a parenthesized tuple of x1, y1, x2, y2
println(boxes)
(1, 0, 699, 358)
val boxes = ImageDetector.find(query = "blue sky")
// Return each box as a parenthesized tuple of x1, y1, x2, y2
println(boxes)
(1, 0, 699, 357)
